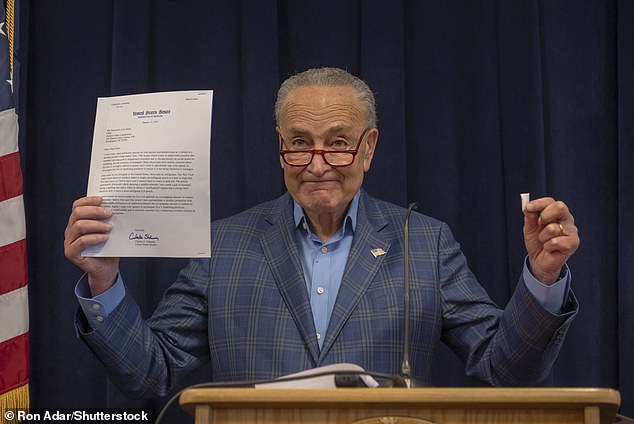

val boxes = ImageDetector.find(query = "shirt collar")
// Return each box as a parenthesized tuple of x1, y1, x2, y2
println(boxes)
(293, 190, 360, 235)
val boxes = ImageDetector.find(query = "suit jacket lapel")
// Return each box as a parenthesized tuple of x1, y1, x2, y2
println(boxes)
(319, 192, 391, 360)
(259, 193, 320, 364)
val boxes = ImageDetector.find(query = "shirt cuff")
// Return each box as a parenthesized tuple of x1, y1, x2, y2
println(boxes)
(75, 273, 125, 327)
(522, 257, 571, 314)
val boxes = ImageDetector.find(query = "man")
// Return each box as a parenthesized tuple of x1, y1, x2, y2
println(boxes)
(64, 67, 579, 398)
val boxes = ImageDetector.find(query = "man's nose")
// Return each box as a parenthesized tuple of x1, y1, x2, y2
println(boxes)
(307, 151, 331, 174)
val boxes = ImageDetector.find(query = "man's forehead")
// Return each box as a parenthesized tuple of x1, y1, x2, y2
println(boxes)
(285, 84, 359, 105)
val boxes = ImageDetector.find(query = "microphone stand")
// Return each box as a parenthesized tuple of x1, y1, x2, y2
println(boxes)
(401, 202, 418, 388)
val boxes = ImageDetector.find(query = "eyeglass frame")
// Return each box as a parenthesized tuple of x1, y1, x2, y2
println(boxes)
(279, 128, 371, 167)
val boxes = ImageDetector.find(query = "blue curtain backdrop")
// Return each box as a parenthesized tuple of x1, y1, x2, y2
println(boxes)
(14, 0, 633, 421)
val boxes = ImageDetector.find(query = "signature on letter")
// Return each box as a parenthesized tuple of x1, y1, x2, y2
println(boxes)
(129, 232, 160, 241)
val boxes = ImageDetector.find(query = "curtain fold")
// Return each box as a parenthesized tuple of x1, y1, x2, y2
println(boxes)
(617, 0, 634, 414)
(18, 0, 633, 419)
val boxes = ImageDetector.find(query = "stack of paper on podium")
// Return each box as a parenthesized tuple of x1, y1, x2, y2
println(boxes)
(255, 363, 379, 389)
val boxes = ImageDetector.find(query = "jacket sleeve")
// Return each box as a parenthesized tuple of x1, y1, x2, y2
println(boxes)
(436, 222, 578, 386)
(75, 258, 211, 398)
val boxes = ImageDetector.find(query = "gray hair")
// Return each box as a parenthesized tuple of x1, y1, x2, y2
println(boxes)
(275, 67, 377, 128)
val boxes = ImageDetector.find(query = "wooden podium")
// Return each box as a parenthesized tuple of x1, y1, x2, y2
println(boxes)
(180, 387, 620, 424)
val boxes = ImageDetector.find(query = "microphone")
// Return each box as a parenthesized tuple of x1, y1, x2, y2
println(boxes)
(401, 202, 423, 388)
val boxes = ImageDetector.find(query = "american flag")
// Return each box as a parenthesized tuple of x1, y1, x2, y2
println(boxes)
(0, 0, 29, 413)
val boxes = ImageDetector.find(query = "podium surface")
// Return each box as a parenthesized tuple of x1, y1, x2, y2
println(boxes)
(180, 387, 620, 424)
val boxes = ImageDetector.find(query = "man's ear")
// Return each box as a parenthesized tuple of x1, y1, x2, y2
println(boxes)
(363, 128, 378, 172)
(276, 127, 285, 169)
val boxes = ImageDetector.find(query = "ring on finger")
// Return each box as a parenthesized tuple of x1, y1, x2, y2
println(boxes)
(558, 222, 566, 236)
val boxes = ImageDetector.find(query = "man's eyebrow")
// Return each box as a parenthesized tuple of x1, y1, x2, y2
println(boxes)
(285, 125, 354, 137)
(326, 125, 354, 136)
(284, 127, 310, 137)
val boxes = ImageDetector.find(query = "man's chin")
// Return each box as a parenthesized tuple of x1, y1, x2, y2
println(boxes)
(297, 192, 349, 214)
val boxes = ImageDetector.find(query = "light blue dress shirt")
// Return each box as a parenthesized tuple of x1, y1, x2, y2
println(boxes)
(76, 190, 570, 337)
(292, 191, 359, 348)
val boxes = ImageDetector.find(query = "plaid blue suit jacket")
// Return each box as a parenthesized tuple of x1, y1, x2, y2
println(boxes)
(79, 190, 577, 397)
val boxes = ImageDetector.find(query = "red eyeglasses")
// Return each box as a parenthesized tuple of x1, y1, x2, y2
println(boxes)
(280, 129, 370, 167)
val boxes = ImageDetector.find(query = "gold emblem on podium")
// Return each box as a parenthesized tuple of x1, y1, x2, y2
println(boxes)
(350, 417, 436, 424)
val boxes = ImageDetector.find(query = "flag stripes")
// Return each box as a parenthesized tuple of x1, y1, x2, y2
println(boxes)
(0, 0, 30, 413)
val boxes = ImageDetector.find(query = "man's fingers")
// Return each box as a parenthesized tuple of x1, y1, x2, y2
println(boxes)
(69, 219, 112, 240)
(525, 198, 576, 238)
(540, 234, 577, 253)
(523, 197, 555, 234)
(64, 221, 111, 255)
(531, 200, 574, 226)
(67, 232, 110, 254)
(65, 208, 112, 240)
(536, 222, 576, 243)
(66, 198, 113, 238)
(72, 195, 103, 208)
(64, 196, 114, 261)
(70, 204, 113, 223)
(526, 198, 573, 223)
(524, 197, 555, 214)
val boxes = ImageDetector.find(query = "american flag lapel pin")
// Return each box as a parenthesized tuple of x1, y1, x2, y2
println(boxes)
(371, 248, 386, 258)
